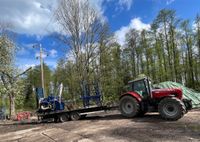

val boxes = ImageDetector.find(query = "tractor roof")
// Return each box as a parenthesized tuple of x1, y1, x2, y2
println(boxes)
(128, 77, 148, 84)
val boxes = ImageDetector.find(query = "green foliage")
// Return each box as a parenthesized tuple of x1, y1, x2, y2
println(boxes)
(120, 9, 200, 91)
(0, 31, 27, 117)
(2, 8, 200, 114)
(24, 64, 52, 109)
(0, 36, 15, 71)
(52, 9, 200, 107)
(100, 43, 124, 102)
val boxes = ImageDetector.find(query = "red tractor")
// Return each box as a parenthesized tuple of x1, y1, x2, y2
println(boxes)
(119, 77, 192, 120)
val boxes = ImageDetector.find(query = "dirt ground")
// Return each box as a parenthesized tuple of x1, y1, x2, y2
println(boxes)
(0, 110, 200, 142)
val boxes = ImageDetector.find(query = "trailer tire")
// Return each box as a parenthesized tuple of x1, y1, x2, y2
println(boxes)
(119, 96, 139, 118)
(70, 112, 80, 121)
(59, 114, 69, 122)
(81, 114, 87, 119)
(158, 97, 186, 121)
(54, 116, 59, 123)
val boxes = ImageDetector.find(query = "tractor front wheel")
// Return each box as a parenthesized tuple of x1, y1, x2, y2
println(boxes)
(119, 96, 140, 118)
(158, 97, 186, 121)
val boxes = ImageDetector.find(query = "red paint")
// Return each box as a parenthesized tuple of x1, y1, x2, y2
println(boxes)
(16, 112, 31, 121)
(121, 88, 183, 101)
(152, 88, 183, 100)
(121, 91, 142, 102)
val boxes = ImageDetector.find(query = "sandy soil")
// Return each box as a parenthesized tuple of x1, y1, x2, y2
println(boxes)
(0, 110, 200, 142)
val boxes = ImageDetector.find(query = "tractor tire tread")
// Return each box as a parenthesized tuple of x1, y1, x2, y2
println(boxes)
(119, 95, 140, 118)
(158, 97, 186, 121)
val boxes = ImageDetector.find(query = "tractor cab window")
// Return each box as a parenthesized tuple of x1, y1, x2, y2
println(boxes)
(133, 80, 148, 98)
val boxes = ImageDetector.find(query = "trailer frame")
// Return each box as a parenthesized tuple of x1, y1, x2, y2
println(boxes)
(37, 105, 118, 122)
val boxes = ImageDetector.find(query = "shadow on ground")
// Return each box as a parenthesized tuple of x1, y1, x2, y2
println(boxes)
(0, 113, 165, 126)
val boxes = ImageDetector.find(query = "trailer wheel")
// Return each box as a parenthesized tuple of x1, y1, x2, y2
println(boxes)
(70, 112, 80, 121)
(158, 97, 186, 121)
(59, 114, 69, 122)
(81, 114, 87, 119)
(119, 96, 139, 118)
(54, 116, 59, 123)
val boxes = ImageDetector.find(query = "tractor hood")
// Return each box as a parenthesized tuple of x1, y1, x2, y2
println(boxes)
(152, 88, 183, 100)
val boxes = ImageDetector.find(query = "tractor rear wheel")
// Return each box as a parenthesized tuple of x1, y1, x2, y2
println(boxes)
(158, 97, 186, 121)
(119, 96, 139, 118)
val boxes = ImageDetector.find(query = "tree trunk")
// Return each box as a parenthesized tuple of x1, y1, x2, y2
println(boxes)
(9, 93, 16, 120)
(198, 28, 200, 62)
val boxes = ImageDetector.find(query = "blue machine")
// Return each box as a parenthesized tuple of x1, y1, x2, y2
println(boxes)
(81, 81, 102, 108)
(35, 87, 65, 112)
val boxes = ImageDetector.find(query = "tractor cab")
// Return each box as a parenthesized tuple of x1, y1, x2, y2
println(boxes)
(128, 77, 152, 99)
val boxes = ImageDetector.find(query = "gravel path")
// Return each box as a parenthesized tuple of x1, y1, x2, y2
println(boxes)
(0, 110, 200, 142)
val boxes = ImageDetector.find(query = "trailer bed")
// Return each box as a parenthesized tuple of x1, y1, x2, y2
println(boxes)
(36, 105, 118, 122)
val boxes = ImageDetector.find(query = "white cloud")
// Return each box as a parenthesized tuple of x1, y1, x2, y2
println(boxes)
(0, 0, 59, 35)
(166, 0, 175, 5)
(44, 60, 57, 69)
(35, 52, 47, 59)
(65, 50, 75, 62)
(16, 59, 38, 71)
(49, 49, 58, 58)
(16, 57, 57, 70)
(16, 42, 37, 56)
(130, 18, 150, 31)
(115, 26, 130, 46)
(17, 63, 36, 72)
(24, 64, 36, 70)
(89, 0, 105, 15)
(33, 49, 58, 61)
(0, 0, 107, 36)
(115, 17, 150, 45)
(118, 0, 133, 10)
(22, 43, 37, 49)
(17, 47, 30, 56)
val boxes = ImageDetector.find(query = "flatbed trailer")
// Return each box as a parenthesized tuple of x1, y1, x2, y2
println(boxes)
(37, 105, 118, 122)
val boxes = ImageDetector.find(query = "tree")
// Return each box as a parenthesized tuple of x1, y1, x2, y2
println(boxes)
(119, 9, 200, 91)
(52, 8, 200, 106)
(180, 20, 195, 87)
(0, 23, 25, 118)
(54, 59, 79, 102)
(140, 30, 151, 76)
(125, 29, 139, 77)
(194, 14, 200, 88)
(150, 23, 165, 82)
(195, 14, 200, 62)
(25, 64, 52, 102)
(153, 9, 179, 81)
(55, 0, 111, 101)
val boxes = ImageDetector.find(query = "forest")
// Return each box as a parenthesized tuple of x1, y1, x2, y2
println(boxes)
(26, 9, 200, 109)
(0, 0, 200, 118)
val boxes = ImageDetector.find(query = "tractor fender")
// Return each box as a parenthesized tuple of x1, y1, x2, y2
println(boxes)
(120, 91, 142, 102)
(158, 94, 180, 103)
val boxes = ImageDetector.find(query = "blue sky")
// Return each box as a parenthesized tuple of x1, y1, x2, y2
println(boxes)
(1, 0, 200, 70)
